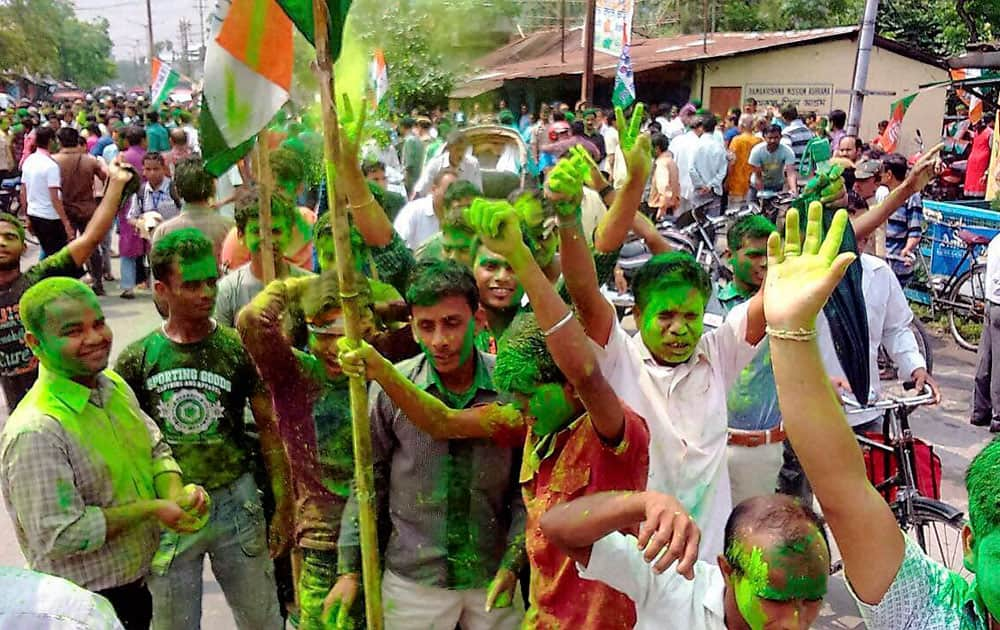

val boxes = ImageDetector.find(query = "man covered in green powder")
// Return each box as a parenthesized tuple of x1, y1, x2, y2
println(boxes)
(333, 259, 527, 630)
(770, 201, 1000, 628)
(0, 159, 133, 412)
(213, 191, 313, 327)
(0, 277, 209, 629)
(115, 228, 285, 630)
(238, 272, 379, 629)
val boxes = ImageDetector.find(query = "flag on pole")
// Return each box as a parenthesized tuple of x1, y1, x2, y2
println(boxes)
(951, 68, 984, 124)
(200, 0, 293, 176)
(612, 44, 636, 109)
(150, 59, 180, 107)
(276, 0, 352, 61)
(370, 49, 389, 106)
(879, 93, 918, 153)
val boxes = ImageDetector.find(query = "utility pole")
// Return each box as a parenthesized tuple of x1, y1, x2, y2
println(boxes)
(179, 19, 192, 78)
(847, 0, 880, 136)
(196, 0, 207, 71)
(560, 0, 566, 63)
(581, 0, 597, 104)
(146, 0, 155, 86)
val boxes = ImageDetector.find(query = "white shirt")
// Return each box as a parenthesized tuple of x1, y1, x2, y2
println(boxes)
(580, 186, 607, 246)
(600, 124, 620, 172)
(690, 133, 729, 197)
(182, 124, 200, 152)
(578, 532, 725, 629)
(412, 150, 482, 198)
(0, 565, 124, 629)
(214, 165, 243, 219)
(21, 150, 61, 220)
(669, 130, 699, 201)
(663, 117, 685, 140)
(594, 302, 758, 560)
(987, 233, 1000, 305)
(393, 195, 439, 250)
(819, 254, 926, 426)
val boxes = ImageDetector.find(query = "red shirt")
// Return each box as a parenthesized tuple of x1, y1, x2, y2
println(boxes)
(521, 404, 650, 629)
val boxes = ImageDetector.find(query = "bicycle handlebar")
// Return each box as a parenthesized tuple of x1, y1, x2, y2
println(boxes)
(841, 382, 935, 414)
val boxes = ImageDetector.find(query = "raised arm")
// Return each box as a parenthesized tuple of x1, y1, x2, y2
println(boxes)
(548, 154, 618, 346)
(68, 159, 131, 267)
(851, 144, 940, 242)
(766, 201, 905, 605)
(539, 491, 698, 576)
(336, 98, 394, 247)
(338, 338, 526, 444)
(466, 199, 624, 442)
(594, 106, 651, 254)
(236, 278, 309, 389)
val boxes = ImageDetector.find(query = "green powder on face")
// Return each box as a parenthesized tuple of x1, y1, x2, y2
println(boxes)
(528, 383, 575, 436)
(637, 284, 705, 366)
(730, 542, 770, 630)
(458, 318, 476, 365)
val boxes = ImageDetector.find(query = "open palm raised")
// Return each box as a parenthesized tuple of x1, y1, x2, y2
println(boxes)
(763, 202, 857, 332)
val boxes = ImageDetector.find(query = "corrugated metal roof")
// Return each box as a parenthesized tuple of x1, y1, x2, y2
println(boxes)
(453, 26, 939, 97)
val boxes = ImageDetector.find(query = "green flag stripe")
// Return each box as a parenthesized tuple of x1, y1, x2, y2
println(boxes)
(275, 0, 352, 61)
(199, 95, 256, 177)
(245, 0, 269, 71)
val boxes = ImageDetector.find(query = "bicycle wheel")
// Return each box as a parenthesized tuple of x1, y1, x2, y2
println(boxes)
(948, 265, 986, 351)
(900, 497, 970, 579)
(911, 319, 934, 374)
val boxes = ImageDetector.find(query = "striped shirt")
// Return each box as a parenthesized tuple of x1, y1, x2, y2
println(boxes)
(886, 192, 923, 278)
(781, 119, 814, 164)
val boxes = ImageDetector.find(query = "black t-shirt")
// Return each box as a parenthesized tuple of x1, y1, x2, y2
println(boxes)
(0, 248, 80, 412)
(115, 324, 262, 490)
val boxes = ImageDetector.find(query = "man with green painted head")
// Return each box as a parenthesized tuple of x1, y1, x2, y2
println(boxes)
(540, 491, 830, 629)
(238, 271, 378, 630)
(213, 190, 313, 327)
(0, 158, 132, 412)
(115, 228, 286, 629)
(768, 201, 1000, 628)
(0, 276, 208, 629)
(332, 258, 527, 629)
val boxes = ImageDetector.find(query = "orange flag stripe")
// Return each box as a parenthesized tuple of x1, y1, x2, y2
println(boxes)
(216, 0, 293, 90)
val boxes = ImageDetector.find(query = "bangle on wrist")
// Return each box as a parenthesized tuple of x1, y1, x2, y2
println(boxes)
(349, 197, 376, 210)
(543, 311, 575, 337)
(765, 325, 817, 341)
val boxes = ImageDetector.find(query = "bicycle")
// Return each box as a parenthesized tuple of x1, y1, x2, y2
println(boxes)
(901, 217, 988, 351)
(829, 383, 968, 576)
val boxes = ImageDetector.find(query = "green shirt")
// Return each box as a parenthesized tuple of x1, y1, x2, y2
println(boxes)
(115, 324, 261, 490)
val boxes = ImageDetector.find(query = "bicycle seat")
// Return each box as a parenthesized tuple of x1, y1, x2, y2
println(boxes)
(957, 229, 991, 247)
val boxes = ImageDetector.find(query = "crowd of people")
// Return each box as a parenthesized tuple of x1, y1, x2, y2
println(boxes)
(0, 89, 996, 630)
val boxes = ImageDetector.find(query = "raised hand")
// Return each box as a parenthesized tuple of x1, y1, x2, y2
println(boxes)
(906, 142, 944, 191)
(337, 92, 367, 174)
(763, 201, 857, 332)
(615, 103, 645, 152)
(465, 198, 527, 259)
(545, 151, 589, 215)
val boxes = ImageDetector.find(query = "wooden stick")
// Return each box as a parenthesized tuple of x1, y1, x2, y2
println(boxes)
(311, 1, 383, 628)
(253, 132, 277, 283)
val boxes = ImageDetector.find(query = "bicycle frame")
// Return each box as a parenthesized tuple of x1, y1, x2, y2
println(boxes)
(908, 227, 985, 315)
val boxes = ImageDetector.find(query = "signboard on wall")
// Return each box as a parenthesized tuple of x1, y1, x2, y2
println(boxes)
(743, 83, 834, 113)
(594, 0, 634, 57)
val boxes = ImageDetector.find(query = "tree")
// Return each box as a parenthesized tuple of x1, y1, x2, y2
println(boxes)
(58, 17, 115, 88)
(877, 0, 996, 56)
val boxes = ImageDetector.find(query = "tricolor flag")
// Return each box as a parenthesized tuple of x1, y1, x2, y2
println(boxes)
(276, 0, 352, 60)
(200, 0, 293, 176)
(612, 44, 636, 109)
(879, 93, 917, 153)
(370, 48, 389, 106)
(150, 59, 180, 107)
(951, 68, 984, 124)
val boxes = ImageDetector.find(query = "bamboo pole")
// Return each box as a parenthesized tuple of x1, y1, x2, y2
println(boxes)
(252, 132, 277, 283)
(311, 1, 383, 628)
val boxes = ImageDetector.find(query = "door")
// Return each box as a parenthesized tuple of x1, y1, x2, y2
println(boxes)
(709, 86, 742, 118)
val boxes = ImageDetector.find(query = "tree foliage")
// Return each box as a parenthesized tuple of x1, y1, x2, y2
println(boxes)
(0, 0, 114, 88)
(877, 0, 996, 56)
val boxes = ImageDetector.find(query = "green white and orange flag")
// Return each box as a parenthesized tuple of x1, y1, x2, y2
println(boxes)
(276, 0, 352, 60)
(150, 59, 180, 107)
(200, 0, 293, 176)
(879, 93, 918, 153)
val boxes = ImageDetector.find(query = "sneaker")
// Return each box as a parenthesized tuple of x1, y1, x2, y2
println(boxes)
(120, 289, 135, 300)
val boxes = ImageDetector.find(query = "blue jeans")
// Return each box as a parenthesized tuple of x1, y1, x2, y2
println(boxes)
(120, 255, 143, 290)
(149, 473, 283, 630)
